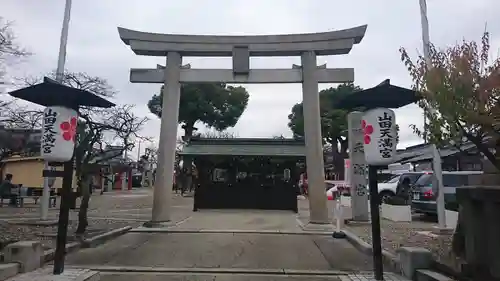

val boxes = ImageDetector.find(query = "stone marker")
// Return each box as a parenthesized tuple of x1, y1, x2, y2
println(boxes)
(397, 247, 432, 279)
(4, 241, 43, 273)
(347, 111, 369, 221)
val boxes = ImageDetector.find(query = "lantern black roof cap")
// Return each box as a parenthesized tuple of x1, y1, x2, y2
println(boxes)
(335, 79, 421, 110)
(9, 77, 115, 109)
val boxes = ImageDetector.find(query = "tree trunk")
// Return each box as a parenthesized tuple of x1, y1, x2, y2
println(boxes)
(76, 175, 91, 236)
(340, 139, 348, 157)
(451, 205, 465, 258)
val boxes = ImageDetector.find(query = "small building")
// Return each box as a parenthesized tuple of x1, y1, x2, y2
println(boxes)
(179, 138, 305, 212)
(398, 142, 483, 171)
(89, 145, 135, 191)
(1, 153, 135, 194)
(1, 156, 78, 194)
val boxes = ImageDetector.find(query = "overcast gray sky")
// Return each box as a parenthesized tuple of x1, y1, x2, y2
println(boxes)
(2, 0, 499, 152)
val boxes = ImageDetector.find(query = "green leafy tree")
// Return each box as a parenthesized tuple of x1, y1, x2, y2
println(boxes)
(148, 83, 249, 192)
(148, 83, 249, 139)
(287, 83, 361, 177)
(401, 32, 500, 168)
(400, 31, 500, 260)
(195, 130, 238, 139)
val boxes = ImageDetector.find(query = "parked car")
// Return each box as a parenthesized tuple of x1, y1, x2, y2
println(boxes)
(411, 171, 483, 215)
(377, 172, 426, 203)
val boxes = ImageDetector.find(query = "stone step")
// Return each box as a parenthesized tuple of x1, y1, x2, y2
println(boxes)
(66, 265, 409, 280)
(5, 268, 98, 281)
(98, 273, 342, 281)
(415, 269, 457, 281)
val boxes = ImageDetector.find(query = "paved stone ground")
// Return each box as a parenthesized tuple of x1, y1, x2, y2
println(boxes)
(67, 232, 333, 269)
(170, 210, 302, 232)
(65, 206, 374, 272)
(60, 192, 410, 280)
(4, 189, 410, 280)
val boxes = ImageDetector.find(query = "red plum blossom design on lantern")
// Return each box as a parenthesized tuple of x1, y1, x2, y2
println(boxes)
(361, 120, 373, 144)
(60, 117, 77, 142)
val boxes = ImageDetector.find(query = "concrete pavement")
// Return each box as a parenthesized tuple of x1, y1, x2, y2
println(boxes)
(169, 210, 303, 232)
(95, 275, 342, 281)
(51, 190, 408, 280)
(66, 208, 372, 272)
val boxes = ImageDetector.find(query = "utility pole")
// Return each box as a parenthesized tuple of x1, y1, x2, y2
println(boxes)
(419, 0, 446, 229)
(137, 141, 141, 161)
(420, 0, 429, 143)
(41, 0, 73, 221)
(122, 148, 128, 190)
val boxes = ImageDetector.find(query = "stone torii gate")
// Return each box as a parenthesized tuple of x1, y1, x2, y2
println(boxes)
(118, 25, 367, 226)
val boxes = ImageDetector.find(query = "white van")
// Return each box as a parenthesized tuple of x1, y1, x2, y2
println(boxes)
(377, 172, 427, 203)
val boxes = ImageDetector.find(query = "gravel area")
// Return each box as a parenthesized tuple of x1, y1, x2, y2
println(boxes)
(0, 189, 155, 253)
(299, 196, 461, 269)
(0, 218, 137, 252)
(345, 216, 455, 267)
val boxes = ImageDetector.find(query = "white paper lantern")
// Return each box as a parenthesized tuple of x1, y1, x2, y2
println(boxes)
(41, 106, 78, 162)
(361, 108, 397, 165)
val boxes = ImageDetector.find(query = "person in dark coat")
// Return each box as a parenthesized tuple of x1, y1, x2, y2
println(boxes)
(0, 174, 17, 206)
(398, 176, 412, 204)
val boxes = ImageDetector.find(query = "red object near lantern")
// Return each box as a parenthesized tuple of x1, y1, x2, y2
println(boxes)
(114, 173, 122, 190)
(326, 187, 338, 201)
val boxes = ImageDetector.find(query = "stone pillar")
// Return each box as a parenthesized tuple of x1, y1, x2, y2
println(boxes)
(148, 165, 153, 188)
(347, 112, 369, 221)
(151, 52, 182, 224)
(121, 172, 127, 191)
(301, 51, 329, 224)
(108, 169, 114, 192)
(141, 161, 148, 187)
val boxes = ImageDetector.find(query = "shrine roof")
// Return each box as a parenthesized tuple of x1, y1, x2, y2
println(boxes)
(179, 138, 305, 157)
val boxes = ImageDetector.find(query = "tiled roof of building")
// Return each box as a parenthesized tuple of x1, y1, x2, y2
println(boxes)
(180, 138, 305, 157)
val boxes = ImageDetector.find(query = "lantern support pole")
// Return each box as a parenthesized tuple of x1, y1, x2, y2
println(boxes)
(368, 165, 384, 280)
(332, 190, 346, 239)
(52, 155, 74, 274)
(52, 105, 78, 275)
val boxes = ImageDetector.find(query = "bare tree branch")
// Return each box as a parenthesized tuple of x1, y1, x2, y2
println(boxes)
(18, 71, 117, 98)
(0, 18, 30, 59)
(0, 101, 41, 167)
(0, 17, 31, 91)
